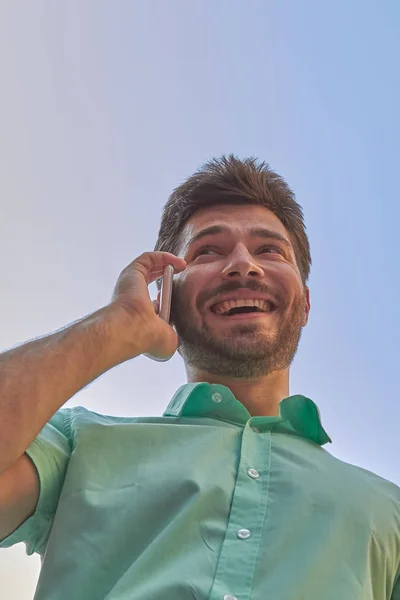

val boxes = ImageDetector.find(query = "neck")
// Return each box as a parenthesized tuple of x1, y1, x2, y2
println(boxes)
(185, 366, 290, 417)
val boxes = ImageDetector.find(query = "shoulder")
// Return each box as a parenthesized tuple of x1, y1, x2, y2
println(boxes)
(324, 448, 400, 505)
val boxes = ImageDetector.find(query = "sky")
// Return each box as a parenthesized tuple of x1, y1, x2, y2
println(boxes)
(0, 1, 399, 597)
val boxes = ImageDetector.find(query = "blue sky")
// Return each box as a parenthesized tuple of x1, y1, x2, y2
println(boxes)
(1, 1, 399, 596)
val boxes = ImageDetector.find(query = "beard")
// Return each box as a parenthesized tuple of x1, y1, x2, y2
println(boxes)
(170, 287, 306, 379)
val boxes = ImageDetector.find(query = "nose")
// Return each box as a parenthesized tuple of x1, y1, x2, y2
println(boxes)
(220, 243, 264, 280)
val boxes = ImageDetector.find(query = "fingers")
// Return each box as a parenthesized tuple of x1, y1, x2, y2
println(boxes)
(127, 252, 187, 286)
(137, 252, 186, 273)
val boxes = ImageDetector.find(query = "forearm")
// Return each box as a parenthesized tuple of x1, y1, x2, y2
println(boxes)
(0, 305, 136, 475)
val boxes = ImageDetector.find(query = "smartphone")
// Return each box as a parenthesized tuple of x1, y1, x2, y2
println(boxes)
(158, 264, 174, 323)
(144, 264, 174, 362)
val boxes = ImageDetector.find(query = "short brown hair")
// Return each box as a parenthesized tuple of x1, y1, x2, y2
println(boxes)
(154, 154, 311, 288)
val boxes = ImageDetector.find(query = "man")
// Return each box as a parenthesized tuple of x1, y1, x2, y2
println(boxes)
(0, 155, 399, 599)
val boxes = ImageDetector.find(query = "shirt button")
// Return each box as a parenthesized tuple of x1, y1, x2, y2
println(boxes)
(223, 596, 238, 600)
(237, 528, 251, 539)
(212, 392, 223, 403)
(251, 426, 261, 433)
(247, 468, 260, 479)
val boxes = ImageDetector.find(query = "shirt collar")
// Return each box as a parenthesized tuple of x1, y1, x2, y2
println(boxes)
(163, 382, 332, 446)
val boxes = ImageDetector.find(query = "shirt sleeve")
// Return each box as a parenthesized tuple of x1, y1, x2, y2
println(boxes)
(0, 409, 72, 556)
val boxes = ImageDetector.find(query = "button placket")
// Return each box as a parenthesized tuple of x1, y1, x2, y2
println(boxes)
(208, 423, 270, 600)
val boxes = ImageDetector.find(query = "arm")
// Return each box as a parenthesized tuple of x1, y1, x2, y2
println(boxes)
(0, 453, 40, 540)
(0, 305, 136, 476)
(0, 251, 185, 540)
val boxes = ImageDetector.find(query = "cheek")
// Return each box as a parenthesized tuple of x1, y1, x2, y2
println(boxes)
(172, 277, 196, 312)
(178, 266, 209, 297)
(271, 269, 303, 310)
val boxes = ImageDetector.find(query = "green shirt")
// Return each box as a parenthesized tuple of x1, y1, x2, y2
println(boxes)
(2, 382, 400, 599)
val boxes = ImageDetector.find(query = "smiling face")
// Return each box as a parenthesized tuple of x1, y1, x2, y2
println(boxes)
(170, 204, 310, 379)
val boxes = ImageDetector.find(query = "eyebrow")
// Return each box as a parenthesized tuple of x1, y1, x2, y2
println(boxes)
(183, 225, 291, 254)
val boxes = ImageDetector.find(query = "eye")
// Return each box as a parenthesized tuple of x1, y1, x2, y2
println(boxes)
(259, 245, 284, 255)
(192, 244, 285, 259)
(194, 246, 217, 257)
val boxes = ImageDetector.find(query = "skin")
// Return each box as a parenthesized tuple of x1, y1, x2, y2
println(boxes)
(158, 204, 310, 417)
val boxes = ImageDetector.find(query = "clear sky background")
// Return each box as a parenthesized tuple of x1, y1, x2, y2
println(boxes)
(0, 1, 399, 597)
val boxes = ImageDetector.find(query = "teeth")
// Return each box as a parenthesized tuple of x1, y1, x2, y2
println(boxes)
(212, 298, 273, 316)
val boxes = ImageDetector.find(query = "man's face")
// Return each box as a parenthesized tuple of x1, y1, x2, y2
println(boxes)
(169, 204, 310, 378)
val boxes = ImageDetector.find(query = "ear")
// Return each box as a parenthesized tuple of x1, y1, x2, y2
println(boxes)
(302, 286, 311, 327)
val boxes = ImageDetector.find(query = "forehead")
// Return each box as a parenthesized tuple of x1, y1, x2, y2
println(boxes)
(179, 204, 291, 249)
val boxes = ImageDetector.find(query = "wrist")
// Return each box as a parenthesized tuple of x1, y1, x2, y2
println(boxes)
(99, 304, 145, 364)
